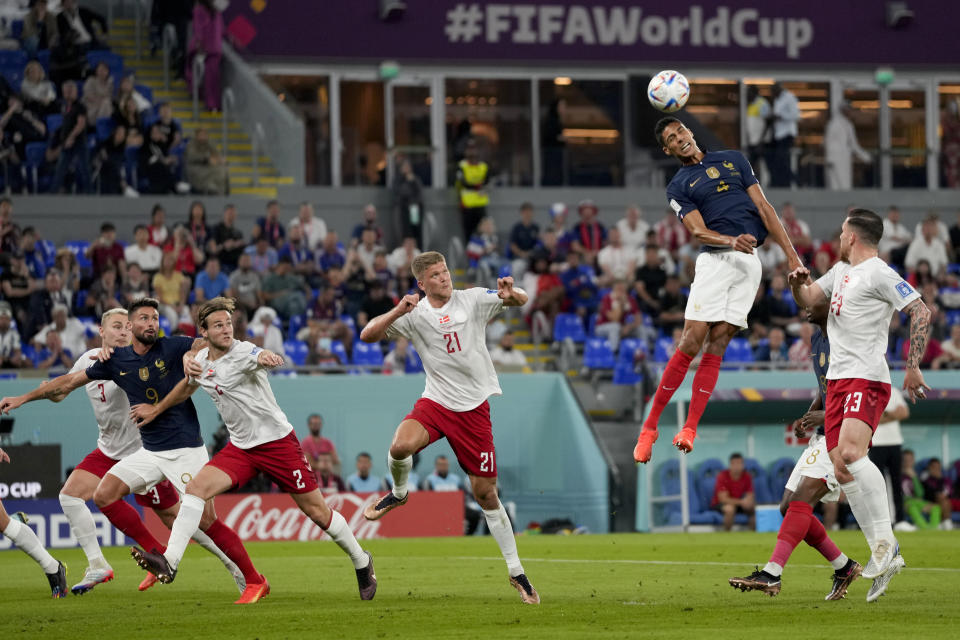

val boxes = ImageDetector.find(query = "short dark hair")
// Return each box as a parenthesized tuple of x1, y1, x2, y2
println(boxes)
(127, 297, 159, 315)
(654, 116, 682, 147)
(134, 224, 147, 233)
(101, 222, 116, 233)
(151, 204, 164, 217)
(356, 452, 372, 461)
(266, 199, 279, 209)
(729, 452, 744, 462)
(197, 296, 236, 329)
(846, 208, 883, 247)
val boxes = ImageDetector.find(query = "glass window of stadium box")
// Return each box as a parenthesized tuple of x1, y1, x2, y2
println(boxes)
(391, 84, 434, 187)
(538, 79, 624, 187)
(745, 80, 830, 188)
(260, 75, 331, 185)
(684, 78, 740, 151)
(938, 83, 960, 189)
(340, 81, 387, 186)
(444, 79, 532, 187)
(841, 87, 882, 188)
(890, 89, 927, 188)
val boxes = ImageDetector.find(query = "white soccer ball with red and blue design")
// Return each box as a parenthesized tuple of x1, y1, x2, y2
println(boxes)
(647, 70, 690, 113)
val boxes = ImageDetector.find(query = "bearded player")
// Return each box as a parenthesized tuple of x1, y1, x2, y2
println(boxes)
(634, 117, 803, 463)
(0, 298, 266, 604)
(788, 208, 931, 602)
(359, 251, 539, 605)
(126, 297, 376, 601)
(729, 303, 861, 600)
(55, 307, 243, 595)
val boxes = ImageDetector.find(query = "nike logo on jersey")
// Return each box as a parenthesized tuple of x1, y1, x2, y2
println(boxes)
(118, 371, 130, 376)
(662, 385, 676, 391)
(689, 177, 702, 187)
(698, 388, 711, 394)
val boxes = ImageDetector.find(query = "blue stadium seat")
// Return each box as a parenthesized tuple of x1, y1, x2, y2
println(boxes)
(583, 337, 615, 369)
(46, 114, 64, 138)
(552, 313, 585, 343)
(768, 457, 795, 500)
(96, 117, 114, 141)
(498, 263, 511, 278)
(696, 458, 726, 484)
(586, 312, 598, 337)
(283, 340, 308, 366)
(74, 288, 87, 310)
(63, 240, 91, 270)
(10, 19, 23, 40)
(658, 460, 722, 526)
(0, 49, 26, 69)
(157, 314, 171, 336)
(39, 239, 56, 268)
(36, 49, 50, 73)
(352, 341, 384, 366)
(612, 362, 642, 385)
(725, 337, 753, 364)
(618, 338, 644, 364)
(743, 457, 774, 503)
(405, 347, 425, 374)
(134, 84, 154, 104)
(124, 145, 139, 185)
(653, 337, 674, 363)
(339, 313, 357, 336)
(21, 344, 37, 366)
(945, 309, 960, 327)
(288, 314, 306, 340)
(329, 339, 348, 365)
(24, 141, 48, 192)
(86, 51, 122, 78)
(1, 69, 21, 92)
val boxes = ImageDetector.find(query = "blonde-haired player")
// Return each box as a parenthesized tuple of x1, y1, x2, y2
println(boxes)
(57, 307, 243, 595)
(127, 297, 377, 602)
(360, 251, 540, 604)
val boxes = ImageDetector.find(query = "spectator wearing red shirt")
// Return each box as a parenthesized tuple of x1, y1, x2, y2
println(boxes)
(653, 209, 691, 256)
(301, 413, 341, 475)
(567, 200, 607, 266)
(712, 453, 756, 531)
(314, 451, 346, 492)
(595, 279, 642, 351)
(163, 224, 204, 276)
(86, 222, 126, 281)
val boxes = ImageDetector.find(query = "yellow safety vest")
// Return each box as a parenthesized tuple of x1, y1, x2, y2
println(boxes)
(458, 160, 489, 209)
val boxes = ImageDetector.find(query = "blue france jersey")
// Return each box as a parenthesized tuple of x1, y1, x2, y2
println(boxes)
(810, 327, 830, 437)
(666, 150, 767, 249)
(86, 336, 203, 452)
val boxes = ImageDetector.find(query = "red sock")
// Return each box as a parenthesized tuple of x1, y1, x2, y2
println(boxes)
(642, 350, 693, 432)
(204, 519, 262, 584)
(804, 511, 842, 563)
(769, 501, 813, 568)
(100, 499, 166, 553)
(683, 353, 721, 432)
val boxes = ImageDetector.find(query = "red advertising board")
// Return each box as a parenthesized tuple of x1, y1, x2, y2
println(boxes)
(144, 491, 464, 542)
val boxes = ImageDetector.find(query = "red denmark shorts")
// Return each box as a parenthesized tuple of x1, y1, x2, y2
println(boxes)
(406, 397, 496, 478)
(75, 447, 179, 509)
(824, 378, 892, 452)
(208, 431, 318, 494)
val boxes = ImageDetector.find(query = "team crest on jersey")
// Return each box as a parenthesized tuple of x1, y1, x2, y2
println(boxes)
(706, 166, 720, 179)
(438, 314, 451, 324)
(139, 367, 150, 381)
(819, 352, 826, 367)
(722, 160, 735, 170)
(206, 368, 216, 378)
(896, 281, 914, 298)
(155, 359, 165, 370)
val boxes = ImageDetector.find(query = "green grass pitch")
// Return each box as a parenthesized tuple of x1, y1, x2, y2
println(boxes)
(2, 531, 958, 639)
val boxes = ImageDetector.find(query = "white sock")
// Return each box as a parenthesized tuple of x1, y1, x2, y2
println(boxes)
(389, 454, 412, 499)
(763, 562, 783, 577)
(482, 503, 524, 577)
(163, 494, 205, 570)
(3, 518, 60, 574)
(846, 456, 895, 548)
(831, 553, 849, 571)
(59, 493, 110, 570)
(840, 480, 876, 549)
(324, 510, 368, 570)
(190, 528, 233, 569)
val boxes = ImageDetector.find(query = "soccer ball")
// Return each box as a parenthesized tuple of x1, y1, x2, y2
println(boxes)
(647, 70, 690, 113)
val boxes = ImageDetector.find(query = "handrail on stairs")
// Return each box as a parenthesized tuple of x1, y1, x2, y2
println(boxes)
(192, 54, 205, 121)
(161, 23, 176, 92)
(221, 88, 235, 164)
(251, 122, 266, 187)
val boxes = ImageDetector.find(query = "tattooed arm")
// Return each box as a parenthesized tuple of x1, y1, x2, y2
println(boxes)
(902, 298, 932, 403)
(0, 371, 90, 413)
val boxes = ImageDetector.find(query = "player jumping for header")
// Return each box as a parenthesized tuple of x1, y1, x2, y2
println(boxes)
(633, 117, 803, 463)
(126, 297, 376, 601)
(359, 251, 540, 605)
(788, 208, 931, 602)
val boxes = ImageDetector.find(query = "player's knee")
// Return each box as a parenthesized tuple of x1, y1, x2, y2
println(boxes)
(389, 441, 415, 459)
(92, 486, 113, 508)
(837, 445, 862, 467)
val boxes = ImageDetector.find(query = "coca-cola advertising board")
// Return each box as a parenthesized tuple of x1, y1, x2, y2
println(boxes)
(144, 491, 465, 542)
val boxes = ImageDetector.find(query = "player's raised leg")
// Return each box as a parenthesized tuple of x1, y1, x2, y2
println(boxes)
(471, 474, 539, 605)
(364, 419, 430, 521)
(1, 490, 67, 598)
(93, 472, 167, 555)
(59, 468, 115, 595)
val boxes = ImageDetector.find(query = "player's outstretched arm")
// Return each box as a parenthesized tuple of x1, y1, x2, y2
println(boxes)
(359, 294, 418, 343)
(787, 267, 826, 309)
(679, 210, 756, 253)
(130, 377, 198, 427)
(257, 349, 284, 368)
(0, 370, 89, 413)
(903, 298, 932, 403)
(497, 276, 528, 307)
(747, 184, 803, 271)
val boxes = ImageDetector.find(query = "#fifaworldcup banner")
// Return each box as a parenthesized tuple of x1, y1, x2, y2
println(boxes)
(143, 492, 465, 542)
(0, 497, 143, 550)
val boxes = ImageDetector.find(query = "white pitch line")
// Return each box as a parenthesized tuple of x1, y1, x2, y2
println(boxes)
(451, 556, 960, 573)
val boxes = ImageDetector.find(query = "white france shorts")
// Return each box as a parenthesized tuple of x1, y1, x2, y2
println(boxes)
(785, 434, 841, 503)
(685, 249, 762, 328)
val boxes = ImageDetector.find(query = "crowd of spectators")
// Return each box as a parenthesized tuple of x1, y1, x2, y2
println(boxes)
(0, 0, 225, 196)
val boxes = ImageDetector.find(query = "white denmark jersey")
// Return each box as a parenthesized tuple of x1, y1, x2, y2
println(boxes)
(815, 257, 920, 383)
(386, 288, 504, 411)
(71, 350, 142, 460)
(190, 340, 293, 449)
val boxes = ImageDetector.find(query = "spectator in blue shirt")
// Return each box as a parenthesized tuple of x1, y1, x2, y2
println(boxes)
(560, 250, 600, 317)
(243, 236, 278, 275)
(254, 199, 285, 249)
(278, 224, 315, 279)
(193, 256, 229, 303)
(19, 227, 46, 280)
(346, 452, 383, 493)
(423, 455, 464, 491)
(316, 231, 347, 275)
(754, 327, 790, 364)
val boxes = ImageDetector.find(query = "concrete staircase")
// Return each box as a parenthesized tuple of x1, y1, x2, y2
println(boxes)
(106, 18, 294, 198)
